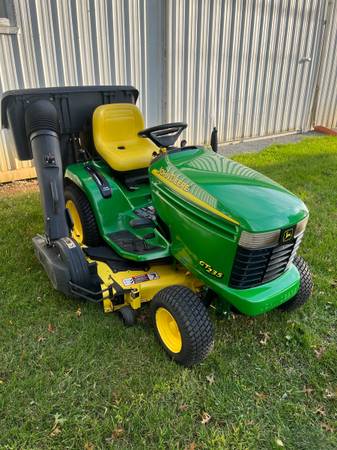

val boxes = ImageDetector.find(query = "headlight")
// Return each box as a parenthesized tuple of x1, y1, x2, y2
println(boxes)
(239, 229, 280, 249)
(239, 216, 308, 250)
(294, 216, 308, 237)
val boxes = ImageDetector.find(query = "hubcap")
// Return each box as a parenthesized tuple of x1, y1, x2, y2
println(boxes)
(66, 199, 83, 244)
(155, 307, 182, 353)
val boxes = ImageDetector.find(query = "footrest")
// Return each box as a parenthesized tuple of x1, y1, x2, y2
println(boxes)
(129, 217, 155, 229)
(134, 206, 156, 221)
(83, 246, 150, 272)
(108, 230, 161, 254)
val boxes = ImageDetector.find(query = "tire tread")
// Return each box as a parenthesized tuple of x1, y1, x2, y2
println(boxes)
(279, 256, 313, 311)
(65, 184, 102, 246)
(151, 285, 214, 366)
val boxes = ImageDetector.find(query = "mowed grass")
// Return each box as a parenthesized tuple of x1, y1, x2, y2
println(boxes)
(0, 136, 336, 449)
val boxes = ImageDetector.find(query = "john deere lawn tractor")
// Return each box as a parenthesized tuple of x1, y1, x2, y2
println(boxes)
(1, 86, 312, 366)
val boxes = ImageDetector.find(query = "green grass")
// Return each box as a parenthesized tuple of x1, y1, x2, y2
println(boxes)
(0, 136, 336, 449)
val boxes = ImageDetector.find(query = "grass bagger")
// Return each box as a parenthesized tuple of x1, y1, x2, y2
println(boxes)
(1, 86, 313, 366)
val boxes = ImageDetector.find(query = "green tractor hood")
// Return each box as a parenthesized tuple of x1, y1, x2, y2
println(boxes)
(150, 147, 308, 233)
(150, 147, 308, 314)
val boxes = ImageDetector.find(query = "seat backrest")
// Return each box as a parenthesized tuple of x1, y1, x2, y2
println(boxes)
(93, 103, 157, 172)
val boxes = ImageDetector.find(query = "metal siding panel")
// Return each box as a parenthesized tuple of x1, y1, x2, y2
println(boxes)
(232, 0, 250, 139)
(0, 33, 27, 173)
(298, 1, 326, 130)
(145, 0, 165, 125)
(166, 0, 329, 143)
(13, 0, 37, 87)
(0, 0, 163, 178)
(242, 1, 261, 138)
(1, 0, 337, 181)
(261, 0, 284, 136)
(95, 0, 112, 85)
(76, 0, 95, 84)
(315, 0, 337, 128)
(51, 0, 78, 86)
(111, 1, 127, 84)
(27, 0, 45, 86)
(35, 0, 59, 86)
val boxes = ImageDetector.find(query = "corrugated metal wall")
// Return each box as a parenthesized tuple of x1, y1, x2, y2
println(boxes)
(314, 0, 337, 128)
(0, 0, 337, 182)
(166, 0, 329, 143)
(0, 0, 165, 181)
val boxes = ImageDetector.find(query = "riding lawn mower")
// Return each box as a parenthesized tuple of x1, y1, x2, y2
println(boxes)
(1, 86, 312, 366)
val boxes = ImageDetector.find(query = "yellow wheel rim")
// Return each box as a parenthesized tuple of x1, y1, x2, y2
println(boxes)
(66, 199, 84, 244)
(155, 307, 182, 353)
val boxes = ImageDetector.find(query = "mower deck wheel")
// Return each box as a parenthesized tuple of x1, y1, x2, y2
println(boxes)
(151, 285, 214, 367)
(64, 183, 102, 246)
(278, 256, 313, 312)
(119, 305, 137, 326)
(55, 237, 90, 288)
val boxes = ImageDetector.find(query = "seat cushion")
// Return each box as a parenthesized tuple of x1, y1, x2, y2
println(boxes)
(93, 103, 157, 171)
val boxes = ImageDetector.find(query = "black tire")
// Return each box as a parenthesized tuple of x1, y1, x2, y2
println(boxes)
(55, 237, 90, 287)
(64, 183, 102, 246)
(151, 285, 214, 367)
(278, 256, 313, 312)
(119, 306, 137, 326)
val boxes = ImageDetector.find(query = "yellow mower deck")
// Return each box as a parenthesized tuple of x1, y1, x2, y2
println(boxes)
(89, 257, 203, 313)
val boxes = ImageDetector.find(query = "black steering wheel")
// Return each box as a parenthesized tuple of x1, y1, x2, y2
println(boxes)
(138, 122, 187, 148)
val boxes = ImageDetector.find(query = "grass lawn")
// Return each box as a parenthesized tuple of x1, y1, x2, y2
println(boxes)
(0, 136, 336, 449)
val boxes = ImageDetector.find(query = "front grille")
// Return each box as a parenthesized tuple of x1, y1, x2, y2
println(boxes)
(229, 233, 304, 289)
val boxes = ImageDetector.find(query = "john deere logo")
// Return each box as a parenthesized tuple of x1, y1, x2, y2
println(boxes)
(157, 168, 190, 191)
(282, 228, 294, 243)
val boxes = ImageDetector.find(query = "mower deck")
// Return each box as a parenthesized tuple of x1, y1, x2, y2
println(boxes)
(84, 247, 203, 313)
(82, 244, 301, 317)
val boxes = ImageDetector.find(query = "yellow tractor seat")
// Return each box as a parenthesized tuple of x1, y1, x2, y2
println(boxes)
(92, 103, 158, 172)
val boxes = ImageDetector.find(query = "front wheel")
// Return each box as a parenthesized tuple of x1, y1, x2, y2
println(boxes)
(151, 285, 214, 367)
(278, 256, 313, 312)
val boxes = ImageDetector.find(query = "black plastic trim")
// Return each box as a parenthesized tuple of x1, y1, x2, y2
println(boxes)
(85, 164, 112, 198)
(229, 234, 303, 289)
(108, 230, 161, 254)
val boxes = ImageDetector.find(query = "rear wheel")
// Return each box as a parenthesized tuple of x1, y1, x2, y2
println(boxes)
(151, 285, 214, 366)
(278, 256, 313, 312)
(64, 184, 102, 246)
